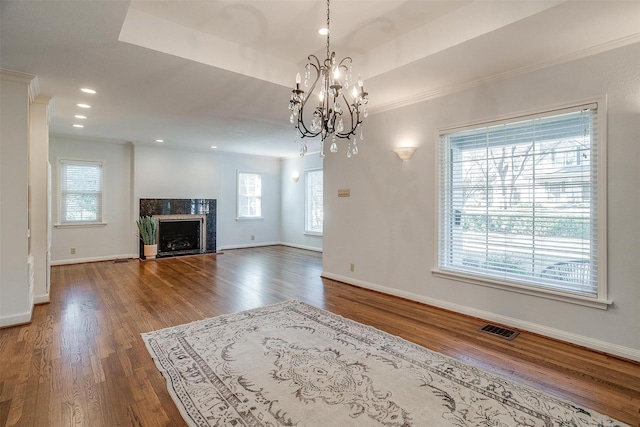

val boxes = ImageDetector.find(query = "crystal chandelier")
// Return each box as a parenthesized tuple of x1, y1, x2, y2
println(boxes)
(288, 0, 369, 158)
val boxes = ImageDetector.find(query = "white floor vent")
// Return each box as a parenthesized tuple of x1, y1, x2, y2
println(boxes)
(479, 324, 519, 340)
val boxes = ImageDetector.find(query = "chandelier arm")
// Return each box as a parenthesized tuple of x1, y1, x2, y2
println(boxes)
(335, 93, 360, 140)
(307, 54, 321, 70)
(295, 115, 315, 138)
(296, 106, 320, 139)
(302, 56, 321, 104)
(295, 56, 322, 139)
(337, 57, 352, 70)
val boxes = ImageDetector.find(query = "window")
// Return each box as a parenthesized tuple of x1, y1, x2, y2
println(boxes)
(436, 103, 607, 306)
(59, 160, 103, 224)
(237, 172, 262, 219)
(305, 169, 323, 235)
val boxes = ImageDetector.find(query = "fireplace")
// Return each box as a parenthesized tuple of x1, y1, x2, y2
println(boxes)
(155, 214, 206, 257)
(139, 198, 216, 258)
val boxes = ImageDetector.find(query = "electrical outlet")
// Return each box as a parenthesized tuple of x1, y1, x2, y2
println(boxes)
(70, 247, 76, 254)
(350, 263, 355, 272)
(251, 235, 255, 241)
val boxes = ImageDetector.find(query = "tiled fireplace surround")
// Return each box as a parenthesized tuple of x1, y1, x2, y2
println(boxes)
(139, 198, 217, 258)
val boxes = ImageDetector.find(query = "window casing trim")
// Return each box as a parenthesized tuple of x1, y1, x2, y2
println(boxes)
(304, 168, 323, 236)
(236, 170, 263, 220)
(54, 222, 108, 228)
(433, 97, 608, 308)
(56, 158, 105, 227)
(431, 268, 611, 309)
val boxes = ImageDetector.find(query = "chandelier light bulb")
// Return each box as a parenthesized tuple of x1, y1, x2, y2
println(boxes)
(333, 67, 340, 79)
(296, 73, 301, 85)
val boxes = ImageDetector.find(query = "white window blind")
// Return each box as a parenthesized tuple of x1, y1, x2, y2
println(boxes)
(237, 172, 262, 218)
(438, 105, 602, 299)
(305, 169, 323, 234)
(59, 160, 103, 224)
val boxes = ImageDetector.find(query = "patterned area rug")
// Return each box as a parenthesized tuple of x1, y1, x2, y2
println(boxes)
(142, 300, 628, 426)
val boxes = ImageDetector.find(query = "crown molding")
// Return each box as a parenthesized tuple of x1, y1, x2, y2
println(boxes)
(28, 76, 40, 102)
(33, 95, 55, 123)
(0, 69, 39, 102)
(49, 132, 129, 145)
(0, 68, 36, 84)
(371, 34, 640, 116)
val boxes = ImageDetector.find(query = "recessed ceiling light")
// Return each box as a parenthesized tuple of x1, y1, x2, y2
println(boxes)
(318, 28, 329, 36)
(77, 103, 91, 109)
(155, 139, 164, 143)
(72, 124, 84, 128)
(80, 88, 96, 94)
(210, 145, 218, 149)
(74, 115, 87, 119)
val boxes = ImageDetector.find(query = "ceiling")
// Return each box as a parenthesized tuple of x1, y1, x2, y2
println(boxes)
(1, 1, 639, 158)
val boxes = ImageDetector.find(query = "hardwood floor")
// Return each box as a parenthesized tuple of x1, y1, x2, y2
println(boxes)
(0, 246, 638, 426)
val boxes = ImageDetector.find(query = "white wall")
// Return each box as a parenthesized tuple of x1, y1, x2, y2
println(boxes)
(49, 136, 134, 263)
(134, 145, 222, 202)
(134, 146, 281, 250)
(48, 142, 283, 262)
(280, 154, 323, 251)
(322, 42, 640, 360)
(0, 70, 34, 327)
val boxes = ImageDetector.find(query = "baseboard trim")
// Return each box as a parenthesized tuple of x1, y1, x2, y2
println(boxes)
(218, 242, 323, 252)
(34, 294, 50, 304)
(0, 307, 33, 329)
(51, 253, 138, 266)
(218, 242, 282, 250)
(279, 242, 323, 253)
(321, 271, 640, 363)
(51, 246, 322, 264)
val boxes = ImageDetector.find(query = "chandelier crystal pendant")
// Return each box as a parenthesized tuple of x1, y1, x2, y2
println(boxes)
(288, 0, 369, 158)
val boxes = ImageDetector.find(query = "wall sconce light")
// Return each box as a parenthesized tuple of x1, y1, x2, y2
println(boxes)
(291, 172, 300, 183)
(393, 146, 417, 161)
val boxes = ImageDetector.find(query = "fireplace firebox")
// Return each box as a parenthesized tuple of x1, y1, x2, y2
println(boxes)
(155, 214, 206, 257)
(159, 220, 199, 255)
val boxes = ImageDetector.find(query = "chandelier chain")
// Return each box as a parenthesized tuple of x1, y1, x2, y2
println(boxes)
(326, 0, 331, 59)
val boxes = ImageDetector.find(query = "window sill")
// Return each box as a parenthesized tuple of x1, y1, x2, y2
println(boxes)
(54, 222, 107, 229)
(304, 232, 323, 237)
(430, 268, 612, 310)
(235, 217, 264, 221)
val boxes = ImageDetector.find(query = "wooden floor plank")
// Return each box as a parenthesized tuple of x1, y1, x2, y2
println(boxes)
(0, 246, 638, 426)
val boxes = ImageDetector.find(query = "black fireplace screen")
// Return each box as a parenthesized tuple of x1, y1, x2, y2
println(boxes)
(158, 220, 201, 255)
